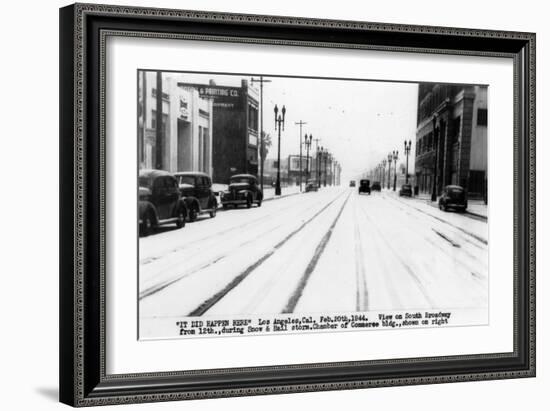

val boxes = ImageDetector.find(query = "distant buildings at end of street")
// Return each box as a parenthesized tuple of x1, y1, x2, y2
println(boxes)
(415, 83, 488, 199)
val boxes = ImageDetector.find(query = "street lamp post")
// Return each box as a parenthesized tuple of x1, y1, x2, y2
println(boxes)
(317, 146, 323, 189)
(381, 160, 386, 188)
(274, 104, 286, 196)
(404, 140, 412, 184)
(431, 115, 439, 202)
(392, 150, 399, 191)
(324, 152, 329, 187)
(387, 153, 392, 190)
(250, 76, 272, 191)
(304, 134, 312, 182)
(295, 120, 307, 191)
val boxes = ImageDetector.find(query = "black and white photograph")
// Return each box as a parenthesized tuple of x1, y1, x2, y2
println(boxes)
(137, 71, 489, 340)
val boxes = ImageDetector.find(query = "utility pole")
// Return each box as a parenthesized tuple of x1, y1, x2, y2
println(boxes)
(250, 76, 272, 191)
(295, 120, 307, 191)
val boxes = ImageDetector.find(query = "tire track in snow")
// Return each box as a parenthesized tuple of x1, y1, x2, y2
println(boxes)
(282, 193, 351, 314)
(188, 190, 350, 316)
(354, 211, 369, 312)
(355, 202, 437, 308)
(140, 194, 340, 298)
(140, 196, 310, 265)
(386, 195, 488, 245)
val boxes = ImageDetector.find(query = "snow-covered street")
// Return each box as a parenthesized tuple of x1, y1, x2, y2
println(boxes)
(139, 187, 488, 326)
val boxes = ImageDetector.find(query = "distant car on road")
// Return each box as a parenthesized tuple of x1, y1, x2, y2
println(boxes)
(305, 180, 318, 192)
(358, 179, 371, 194)
(439, 185, 468, 212)
(399, 184, 413, 197)
(174, 172, 218, 221)
(221, 174, 263, 209)
(138, 169, 188, 236)
(349, 180, 356, 187)
(371, 181, 382, 192)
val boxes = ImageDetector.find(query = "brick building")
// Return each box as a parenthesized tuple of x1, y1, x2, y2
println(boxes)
(179, 80, 259, 184)
(414, 83, 488, 198)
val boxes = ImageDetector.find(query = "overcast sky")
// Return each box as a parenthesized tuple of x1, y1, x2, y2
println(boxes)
(165, 72, 419, 181)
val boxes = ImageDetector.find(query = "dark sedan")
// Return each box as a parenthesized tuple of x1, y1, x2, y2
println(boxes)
(399, 184, 413, 197)
(358, 179, 371, 194)
(438, 185, 468, 212)
(138, 169, 188, 236)
(174, 172, 218, 221)
(221, 174, 263, 208)
(305, 180, 318, 192)
(371, 181, 382, 192)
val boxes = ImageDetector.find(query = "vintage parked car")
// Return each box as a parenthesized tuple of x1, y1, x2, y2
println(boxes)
(399, 184, 413, 197)
(174, 171, 217, 221)
(305, 180, 318, 192)
(358, 179, 371, 194)
(371, 181, 382, 192)
(439, 185, 468, 212)
(138, 169, 188, 236)
(220, 174, 263, 208)
(349, 180, 356, 187)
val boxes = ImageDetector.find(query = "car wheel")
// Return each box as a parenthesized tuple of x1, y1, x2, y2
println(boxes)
(140, 212, 154, 236)
(246, 195, 252, 208)
(176, 208, 186, 228)
(222, 204, 229, 210)
(189, 206, 198, 222)
(209, 206, 217, 218)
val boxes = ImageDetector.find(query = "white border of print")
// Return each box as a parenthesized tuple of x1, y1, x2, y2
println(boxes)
(106, 36, 513, 375)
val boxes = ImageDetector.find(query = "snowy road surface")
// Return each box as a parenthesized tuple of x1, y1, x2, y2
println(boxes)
(139, 187, 488, 327)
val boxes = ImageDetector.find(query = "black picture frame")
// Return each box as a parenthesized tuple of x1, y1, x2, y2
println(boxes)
(59, 3, 535, 407)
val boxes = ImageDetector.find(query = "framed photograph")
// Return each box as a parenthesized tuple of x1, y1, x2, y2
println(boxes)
(59, 3, 535, 407)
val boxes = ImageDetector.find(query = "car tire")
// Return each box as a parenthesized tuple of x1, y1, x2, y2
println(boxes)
(140, 212, 154, 236)
(189, 206, 198, 222)
(257, 198, 262, 207)
(176, 208, 186, 229)
(222, 204, 229, 210)
(246, 195, 252, 208)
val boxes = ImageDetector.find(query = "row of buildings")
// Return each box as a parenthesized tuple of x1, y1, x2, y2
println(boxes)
(137, 71, 343, 188)
(137, 72, 260, 184)
(414, 83, 488, 199)
(362, 82, 488, 200)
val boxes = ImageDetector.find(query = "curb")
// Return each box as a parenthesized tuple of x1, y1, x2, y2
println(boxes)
(465, 210, 488, 220)
(398, 194, 487, 221)
(263, 192, 301, 202)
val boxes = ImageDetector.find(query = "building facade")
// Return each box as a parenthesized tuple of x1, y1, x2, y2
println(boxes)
(138, 72, 214, 175)
(184, 80, 259, 184)
(414, 83, 488, 198)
